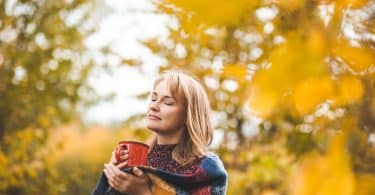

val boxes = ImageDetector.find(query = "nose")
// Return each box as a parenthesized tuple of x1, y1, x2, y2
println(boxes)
(148, 100, 160, 112)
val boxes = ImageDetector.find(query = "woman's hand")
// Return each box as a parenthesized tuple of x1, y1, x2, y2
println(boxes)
(109, 148, 129, 168)
(103, 163, 152, 195)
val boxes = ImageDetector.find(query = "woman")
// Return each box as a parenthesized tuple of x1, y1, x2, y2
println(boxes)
(92, 70, 227, 195)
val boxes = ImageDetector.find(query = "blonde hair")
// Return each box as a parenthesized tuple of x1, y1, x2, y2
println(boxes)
(152, 70, 213, 165)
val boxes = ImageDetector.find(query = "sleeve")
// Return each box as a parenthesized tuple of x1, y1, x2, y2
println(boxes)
(91, 172, 110, 195)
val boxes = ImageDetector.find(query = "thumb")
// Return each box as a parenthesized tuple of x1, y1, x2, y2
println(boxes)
(133, 167, 143, 176)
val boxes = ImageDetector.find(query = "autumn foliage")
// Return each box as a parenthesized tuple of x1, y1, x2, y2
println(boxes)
(1, 0, 375, 194)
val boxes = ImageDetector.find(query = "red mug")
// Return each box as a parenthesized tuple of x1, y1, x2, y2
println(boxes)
(115, 141, 149, 167)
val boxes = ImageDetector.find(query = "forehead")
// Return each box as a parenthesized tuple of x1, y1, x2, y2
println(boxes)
(153, 78, 185, 101)
(153, 80, 172, 96)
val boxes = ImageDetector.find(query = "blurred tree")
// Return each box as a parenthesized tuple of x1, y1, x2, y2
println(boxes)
(0, 0, 97, 140)
(0, 0, 102, 194)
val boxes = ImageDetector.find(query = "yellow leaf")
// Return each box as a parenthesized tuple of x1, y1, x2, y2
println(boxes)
(356, 174, 375, 195)
(333, 38, 375, 74)
(332, 76, 364, 107)
(247, 83, 278, 118)
(307, 27, 327, 58)
(247, 34, 329, 117)
(261, 189, 280, 195)
(288, 133, 355, 195)
(292, 77, 335, 114)
(221, 63, 248, 81)
(337, 0, 369, 8)
(273, 0, 305, 11)
(37, 116, 50, 128)
(158, 0, 256, 26)
(0, 151, 8, 174)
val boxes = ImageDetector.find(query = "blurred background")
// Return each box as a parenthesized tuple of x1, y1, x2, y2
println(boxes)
(1, 0, 375, 194)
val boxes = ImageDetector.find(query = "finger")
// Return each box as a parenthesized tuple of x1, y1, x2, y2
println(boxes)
(109, 158, 117, 165)
(133, 167, 144, 177)
(114, 168, 131, 180)
(107, 163, 119, 177)
(116, 160, 128, 169)
(108, 163, 120, 173)
(104, 163, 115, 178)
(113, 171, 129, 184)
(111, 175, 119, 187)
(112, 178, 126, 191)
(104, 168, 115, 187)
(120, 150, 129, 155)
(121, 154, 128, 159)
(111, 149, 117, 157)
(107, 176, 116, 188)
(110, 163, 128, 179)
(104, 164, 111, 178)
(103, 168, 109, 179)
(120, 153, 129, 160)
(110, 150, 118, 165)
(107, 170, 121, 189)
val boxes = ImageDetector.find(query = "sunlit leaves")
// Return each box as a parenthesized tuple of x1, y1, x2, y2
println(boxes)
(333, 76, 364, 106)
(247, 32, 329, 117)
(333, 38, 375, 74)
(273, 0, 305, 12)
(221, 63, 248, 82)
(355, 174, 375, 195)
(247, 83, 279, 118)
(288, 133, 355, 195)
(0, 0, 99, 193)
(0, 0, 95, 135)
(337, 0, 370, 8)
(246, 26, 368, 117)
(0, 128, 44, 192)
(252, 72, 364, 117)
(292, 77, 335, 114)
(226, 136, 293, 194)
(157, 0, 258, 27)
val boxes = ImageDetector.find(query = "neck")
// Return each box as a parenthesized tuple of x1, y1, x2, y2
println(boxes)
(156, 128, 184, 145)
(156, 136, 179, 145)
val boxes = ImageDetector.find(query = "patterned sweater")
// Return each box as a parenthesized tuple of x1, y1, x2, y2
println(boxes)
(92, 144, 227, 195)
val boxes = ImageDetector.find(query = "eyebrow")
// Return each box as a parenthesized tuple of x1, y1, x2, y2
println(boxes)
(151, 91, 176, 100)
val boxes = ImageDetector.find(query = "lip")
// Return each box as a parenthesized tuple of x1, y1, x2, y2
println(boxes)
(148, 114, 161, 120)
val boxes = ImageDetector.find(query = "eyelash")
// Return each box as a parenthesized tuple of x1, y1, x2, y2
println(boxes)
(151, 98, 173, 105)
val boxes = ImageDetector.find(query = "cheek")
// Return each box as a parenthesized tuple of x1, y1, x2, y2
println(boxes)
(163, 107, 186, 127)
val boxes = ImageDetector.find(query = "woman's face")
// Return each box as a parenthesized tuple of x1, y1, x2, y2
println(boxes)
(146, 80, 187, 135)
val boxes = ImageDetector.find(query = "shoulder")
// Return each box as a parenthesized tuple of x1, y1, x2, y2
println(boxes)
(199, 152, 228, 194)
(200, 152, 227, 179)
(202, 152, 225, 168)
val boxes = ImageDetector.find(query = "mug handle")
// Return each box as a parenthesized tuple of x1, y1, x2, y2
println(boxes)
(115, 144, 128, 162)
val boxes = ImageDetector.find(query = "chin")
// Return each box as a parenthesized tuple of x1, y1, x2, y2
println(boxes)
(146, 124, 166, 134)
(147, 123, 160, 131)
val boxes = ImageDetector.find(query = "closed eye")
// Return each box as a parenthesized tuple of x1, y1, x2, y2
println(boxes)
(150, 91, 176, 105)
